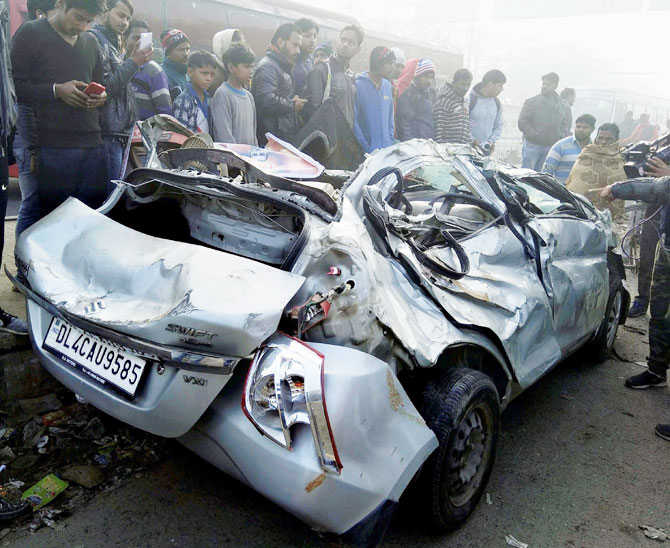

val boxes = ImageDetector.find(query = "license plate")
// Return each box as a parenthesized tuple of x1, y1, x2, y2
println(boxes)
(43, 318, 147, 397)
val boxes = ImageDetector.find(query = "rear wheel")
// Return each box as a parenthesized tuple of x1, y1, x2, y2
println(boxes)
(415, 368, 500, 532)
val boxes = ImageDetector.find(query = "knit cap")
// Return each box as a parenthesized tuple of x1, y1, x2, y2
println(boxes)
(415, 58, 435, 77)
(161, 29, 190, 55)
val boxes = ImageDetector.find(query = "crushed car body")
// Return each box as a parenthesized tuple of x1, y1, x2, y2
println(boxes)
(12, 117, 629, 545)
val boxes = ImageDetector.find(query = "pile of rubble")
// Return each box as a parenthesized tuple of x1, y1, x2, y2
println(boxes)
(0, 389, 172, 536)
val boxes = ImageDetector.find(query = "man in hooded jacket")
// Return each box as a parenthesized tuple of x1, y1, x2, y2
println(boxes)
(353, 46, 396, 153)
(395, 58, 435, 141)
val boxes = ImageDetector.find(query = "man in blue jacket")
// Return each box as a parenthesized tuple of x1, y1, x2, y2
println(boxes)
(354, 46, 395, 154)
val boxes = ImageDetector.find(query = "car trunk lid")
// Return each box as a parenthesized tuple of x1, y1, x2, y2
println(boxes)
(18, 198, 306, 358)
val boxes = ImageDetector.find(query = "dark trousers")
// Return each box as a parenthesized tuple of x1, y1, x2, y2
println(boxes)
(636, 204, 662, 305)
(648, 241, 670, 376)
(0, 139, 8, 261)
(37, 146, 108, 221)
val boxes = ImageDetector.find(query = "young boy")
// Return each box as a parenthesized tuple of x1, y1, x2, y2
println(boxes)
(173, 50, 217, 134)
(211, 44, 257, 145)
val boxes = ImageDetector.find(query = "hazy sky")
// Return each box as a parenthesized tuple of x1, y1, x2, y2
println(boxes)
(298, 0, 670, 103)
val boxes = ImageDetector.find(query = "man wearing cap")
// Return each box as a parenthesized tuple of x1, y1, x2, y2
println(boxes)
(314, 42, 332, 64)
(354, 46, 396, 153)
(395, 58, 435, 141)
(161, 28, 190, 101)
(303, 24, 363, 128)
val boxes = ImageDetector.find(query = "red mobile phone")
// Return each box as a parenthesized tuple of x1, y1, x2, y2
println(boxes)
(83, 82, 106, 96)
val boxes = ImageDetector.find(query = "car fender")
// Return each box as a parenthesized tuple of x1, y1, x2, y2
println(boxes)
(179, 342, 438, 535)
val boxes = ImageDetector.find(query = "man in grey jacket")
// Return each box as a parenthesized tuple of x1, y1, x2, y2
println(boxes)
(468, 69, 505, 155)
(518, 72, 568, 171)
(89, 0, 152, 181)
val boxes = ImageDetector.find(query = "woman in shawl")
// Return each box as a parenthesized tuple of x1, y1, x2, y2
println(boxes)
(210, 29, 247, 94)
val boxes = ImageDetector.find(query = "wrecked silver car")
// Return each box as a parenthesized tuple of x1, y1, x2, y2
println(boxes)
(12, 119, 628, 545)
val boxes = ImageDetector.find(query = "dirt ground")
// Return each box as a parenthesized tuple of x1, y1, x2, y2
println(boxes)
(2, 223, 669, 547)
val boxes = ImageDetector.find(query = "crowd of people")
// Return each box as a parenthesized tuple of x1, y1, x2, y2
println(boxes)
(1, 0, 670, 440)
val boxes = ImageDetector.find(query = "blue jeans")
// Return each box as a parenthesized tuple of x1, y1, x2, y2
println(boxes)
(104, 135, 126, 182)
(521, 141, 551, 171)
(13, 132, 40, 236)
(37, 146, 109, 219)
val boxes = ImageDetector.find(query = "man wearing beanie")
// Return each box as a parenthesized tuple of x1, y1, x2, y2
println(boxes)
(396, 58, 435, 142)
(353, 46, 395, 153)
(161, 28, 190, 101)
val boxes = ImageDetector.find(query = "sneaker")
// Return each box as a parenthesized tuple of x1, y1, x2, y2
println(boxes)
(0, 308, 28, 336)
(625, 370, 667, 389)
(655, 424, 670, 441)
(0, 497, 30, 521)
(628, 299, 648, 318)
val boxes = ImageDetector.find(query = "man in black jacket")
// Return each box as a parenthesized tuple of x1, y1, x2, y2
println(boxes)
(396, 58, 435, 142)
(602, 175, 670, 441)
(251, 23, 306, 146)
(11, 0, 109, 221)
(90, 0, 152, 181)
(302, 24, 364, 128)
(518, 72, 568, 171)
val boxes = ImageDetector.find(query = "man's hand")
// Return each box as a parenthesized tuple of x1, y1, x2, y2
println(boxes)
(644, 156, 670, 177)
(293, 96, 307, 113)
(599, 185, 616, 202)
(54, 80, 90, 108)
(131, 45, 153, 67)
(472, 139, 481, 148)
(86, 90, 107, 109)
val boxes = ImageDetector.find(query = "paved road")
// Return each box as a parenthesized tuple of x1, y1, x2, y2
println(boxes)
(4, 297, 669, 548)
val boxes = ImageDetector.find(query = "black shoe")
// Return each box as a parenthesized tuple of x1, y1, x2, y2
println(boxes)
(625, 370, 668, 389)
(0, 498, 30, 521)
(655, 424, 670, 441)
(0, 308, 28, 335)
(628, 299, 648, 318)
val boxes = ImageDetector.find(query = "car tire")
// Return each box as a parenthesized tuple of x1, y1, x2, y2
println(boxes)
(588, 280, 625, 363)
(415, 367, 500, 532)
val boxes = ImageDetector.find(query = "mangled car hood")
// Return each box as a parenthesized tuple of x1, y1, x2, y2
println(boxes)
(18, 199, 305, 357)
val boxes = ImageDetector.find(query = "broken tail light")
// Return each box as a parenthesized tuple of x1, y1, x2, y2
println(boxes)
(243, 333, 342, 474)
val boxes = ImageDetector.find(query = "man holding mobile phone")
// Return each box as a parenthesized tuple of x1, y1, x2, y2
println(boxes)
(11, 0, 110, 223)
(89, 0, 152, 182)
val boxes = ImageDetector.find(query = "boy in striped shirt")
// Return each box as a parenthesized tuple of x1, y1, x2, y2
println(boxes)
(543, 114, 596, 184)
(125, 20, 172, 120)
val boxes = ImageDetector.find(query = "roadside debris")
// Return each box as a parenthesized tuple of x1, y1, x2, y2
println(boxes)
(624, 325, 647, 336)
(485, 493, 492, 505)
(18, 394, 61, 416)
(0, 389, 173, 537)
(505, 535, 529, 548)
(640, 525, 669, 542)
(61, 466, 105, 489)
(22, 474, 68, 510)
